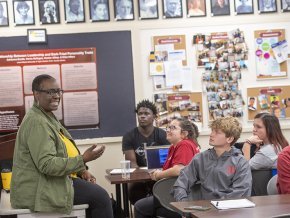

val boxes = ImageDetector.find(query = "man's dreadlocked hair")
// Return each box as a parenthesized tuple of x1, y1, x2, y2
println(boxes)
(135, 99, 157, 115)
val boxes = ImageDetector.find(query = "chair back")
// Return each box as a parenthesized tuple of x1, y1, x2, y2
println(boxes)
(153, 176, 202, 213)
(153, 177, 177, 213)
(267, 174, 278, 195)
(251, 169, 273, 196)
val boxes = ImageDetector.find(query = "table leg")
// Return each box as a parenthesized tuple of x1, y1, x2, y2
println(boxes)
(115, 184, 123, 218)
(122, 183, 129, 218)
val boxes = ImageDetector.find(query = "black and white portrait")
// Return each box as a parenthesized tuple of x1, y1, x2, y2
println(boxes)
(138, 0, 158, 19)
(64, 0, 85, 22)
(90, 0, 110, 21)
(281, 0, 290, 11)
(114, 0, 134, 20)
(39, 0, 60, 24)
(13, 0, 34, 25)
(0, 1, 9, 26)
(234, 0, 253, 14)
(210, 0, 230, 16)
(163, 0, 182, 18)
(258, 0, 277, 12)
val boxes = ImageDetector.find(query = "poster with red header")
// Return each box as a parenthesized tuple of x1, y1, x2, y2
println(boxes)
(0, 47, 99, 132)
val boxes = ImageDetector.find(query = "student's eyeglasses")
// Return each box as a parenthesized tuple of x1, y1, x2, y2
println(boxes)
(36, 89, 64, 97)
(166, 125, 181, 132)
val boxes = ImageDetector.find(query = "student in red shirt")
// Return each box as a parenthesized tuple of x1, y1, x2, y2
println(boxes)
(277, 145, 290, 194)
(134, 117, 200, 218)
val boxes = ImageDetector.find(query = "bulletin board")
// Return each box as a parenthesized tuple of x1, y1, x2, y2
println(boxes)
(153, 35, 187, 65)
(0, 31, 136, 139)
(254, 29, 287, 79)
(247, 85, 290, 120)
(155, 92, 203, 128)
(167, 92, 203, 120)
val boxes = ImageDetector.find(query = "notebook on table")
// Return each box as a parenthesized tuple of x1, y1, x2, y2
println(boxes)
(145, 145, 171, 170)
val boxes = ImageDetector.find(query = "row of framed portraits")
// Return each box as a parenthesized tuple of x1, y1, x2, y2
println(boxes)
(0, 0, 289, 27)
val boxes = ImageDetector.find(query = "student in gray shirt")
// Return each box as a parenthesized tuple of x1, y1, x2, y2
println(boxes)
(173, 116, 252, 201)
(242, 113, 289, 170)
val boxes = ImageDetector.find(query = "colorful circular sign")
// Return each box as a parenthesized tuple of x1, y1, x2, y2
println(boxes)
(256, 49, 263, 56)
(264, 52, 270, 59)
(261, 42, 270, 51)
(256, 38, 263, 44)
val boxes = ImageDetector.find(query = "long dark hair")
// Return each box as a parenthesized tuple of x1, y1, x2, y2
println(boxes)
(175, 117, 200, 147)
(254, 113, 288, 151)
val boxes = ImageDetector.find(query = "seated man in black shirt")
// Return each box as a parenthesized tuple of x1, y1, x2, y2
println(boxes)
(122, 99, 169, 204)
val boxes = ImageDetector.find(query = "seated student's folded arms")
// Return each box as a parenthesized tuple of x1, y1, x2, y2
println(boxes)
(242, 113, 288, 170)
(173, 116, 252, 202)
(134, 118, 200, 218)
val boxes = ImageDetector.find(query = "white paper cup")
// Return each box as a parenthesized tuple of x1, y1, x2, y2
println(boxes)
(120, 160, 130, 179)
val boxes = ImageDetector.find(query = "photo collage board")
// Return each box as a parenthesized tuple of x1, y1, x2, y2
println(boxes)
(154, 92, 203, 129)
(198, 29, 248, 120)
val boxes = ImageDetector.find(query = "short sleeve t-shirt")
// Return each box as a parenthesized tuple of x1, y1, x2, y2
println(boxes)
(162, 139, 200, 170)
(122, 127, 169, 167)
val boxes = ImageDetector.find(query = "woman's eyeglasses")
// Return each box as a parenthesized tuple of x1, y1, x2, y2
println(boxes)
(166, 125, 181, 132)
(36, 89, 64, 97)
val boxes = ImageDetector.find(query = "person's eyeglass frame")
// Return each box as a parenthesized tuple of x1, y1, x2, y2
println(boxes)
(166, 125, 183, 132)
(36, 88, 64, 97)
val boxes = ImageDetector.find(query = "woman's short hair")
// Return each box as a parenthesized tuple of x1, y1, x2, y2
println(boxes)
(32, 74, 55, 92)
(93, 0, 107, 10)
(17, 1, 30, 12)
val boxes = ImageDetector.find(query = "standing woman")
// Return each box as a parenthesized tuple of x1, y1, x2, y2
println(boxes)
(134, 117, 200, 218)
(242, 113, 288, 170)
(10, 74, 113, 218)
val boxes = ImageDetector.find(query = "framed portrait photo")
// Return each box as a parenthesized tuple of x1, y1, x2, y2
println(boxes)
(210, 0, 230, 16)
(0, 0, 9, 27)
(281, 0, 290, 12)
(234, 0, 254, 14)
(39, 0, 60, 24)
(89, 0, 110, 22)
(13, 0, 35, 26)
(187, 0, 206, 17)
(64, 0, 85, 23)
(162, 0, 183, 18)
(138, 0, 158, 19)
(114, 0, 134, 21)
(258, 0, 277, 13)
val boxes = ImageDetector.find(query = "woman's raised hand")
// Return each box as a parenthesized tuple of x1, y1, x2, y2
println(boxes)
(82, 144, 106, 163)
